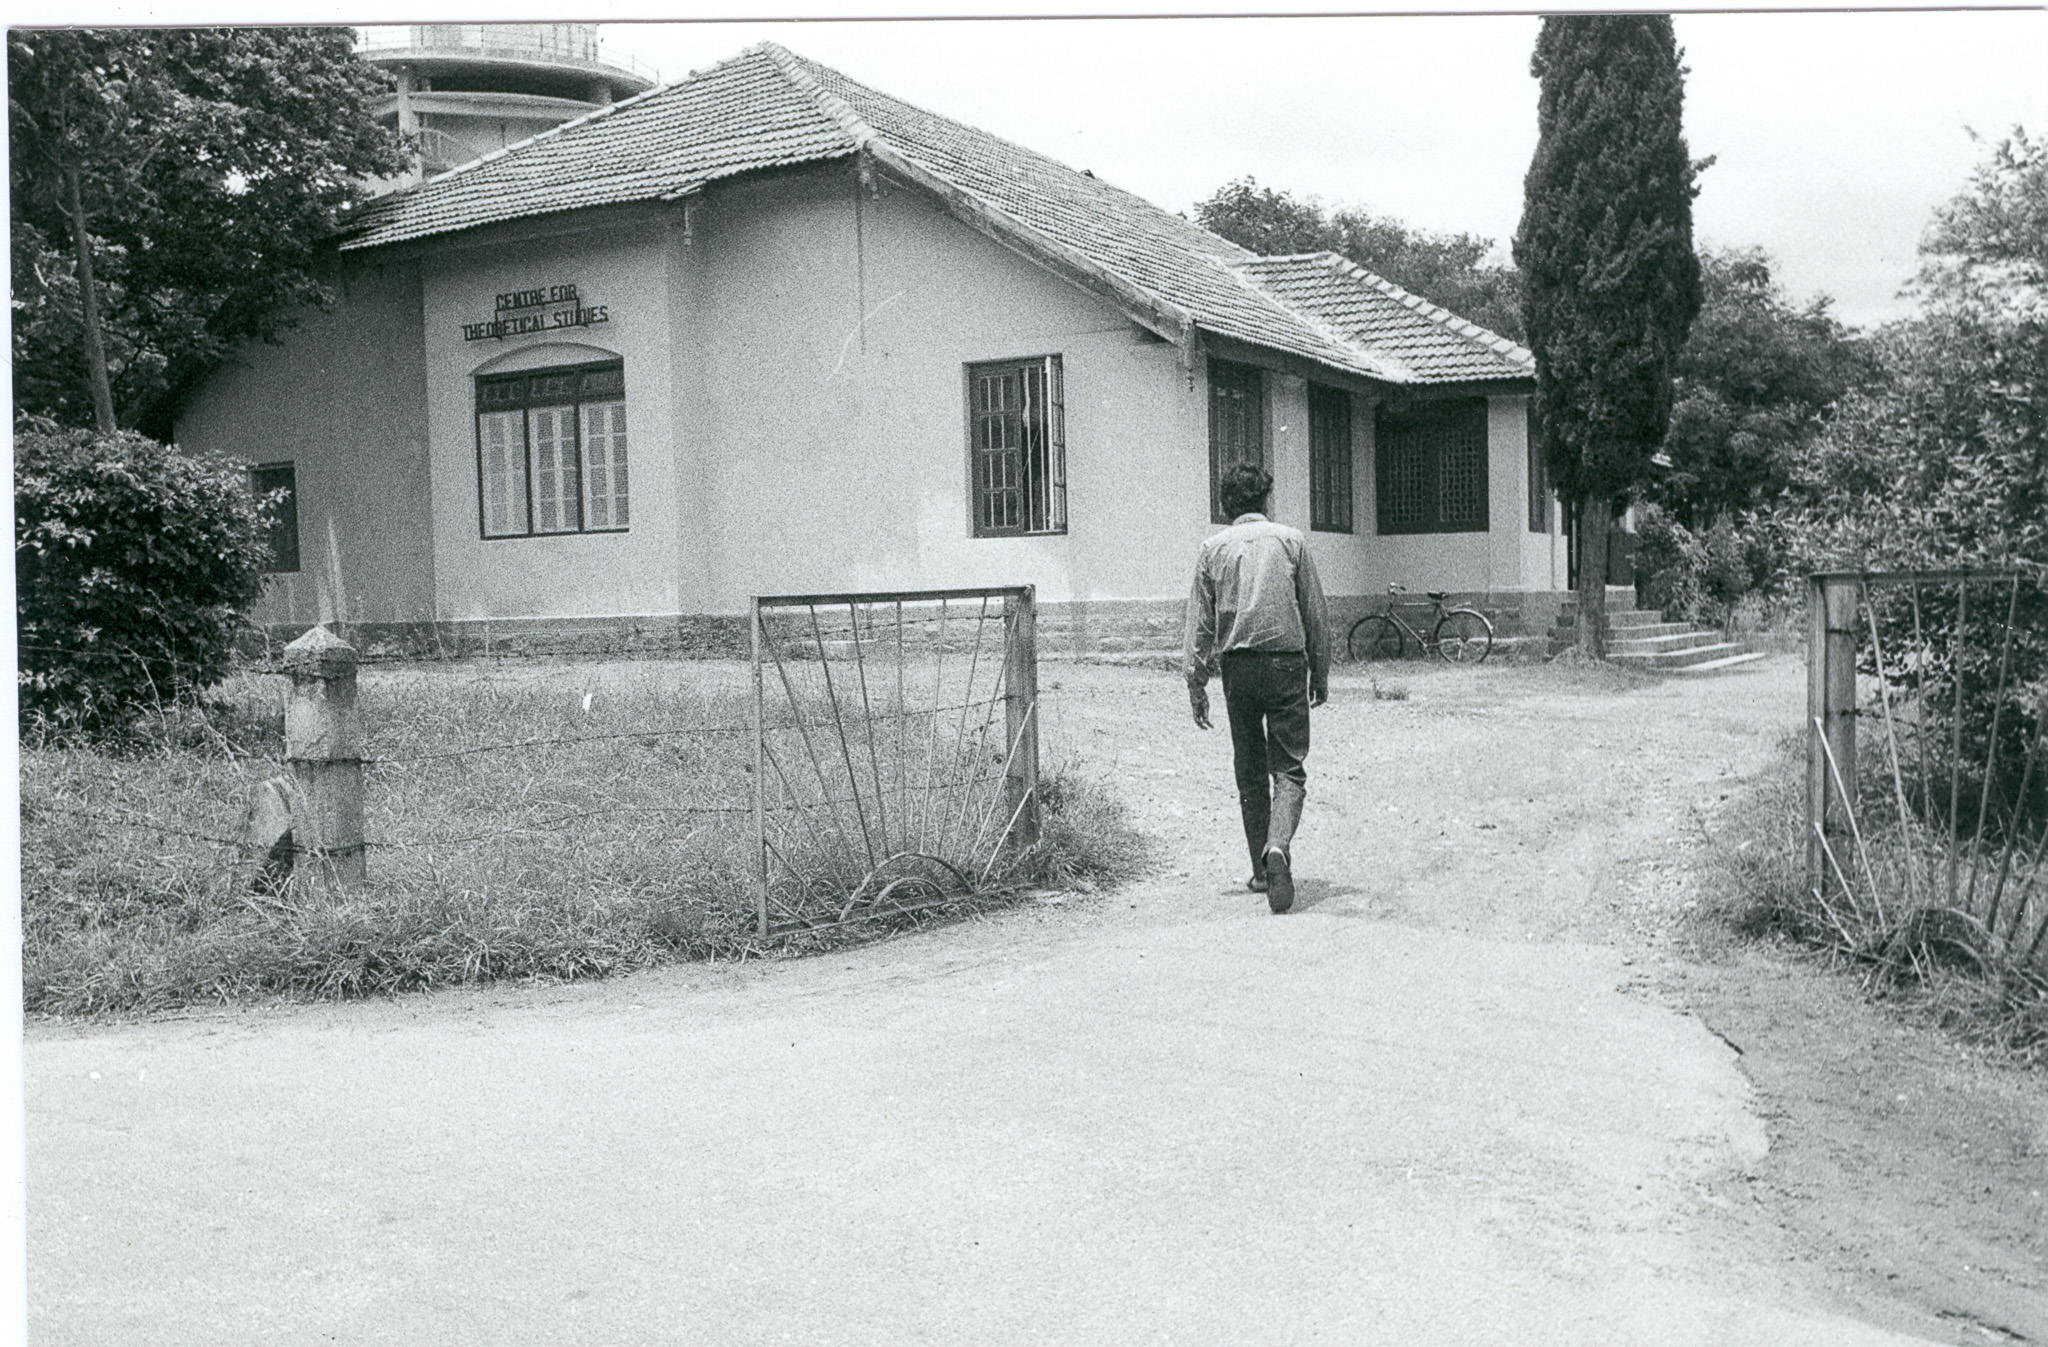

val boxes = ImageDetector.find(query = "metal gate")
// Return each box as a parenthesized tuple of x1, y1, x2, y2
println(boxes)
(1806, 569, 2048, 973)
(748, 586, 1040, 938)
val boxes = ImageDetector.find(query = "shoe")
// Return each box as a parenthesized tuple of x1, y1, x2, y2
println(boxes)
(1247, 871, 1268, 893)
(1265, 848, 1293, 914)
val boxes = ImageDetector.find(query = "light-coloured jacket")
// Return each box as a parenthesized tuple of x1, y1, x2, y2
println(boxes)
(1182, 513, 1331, 690)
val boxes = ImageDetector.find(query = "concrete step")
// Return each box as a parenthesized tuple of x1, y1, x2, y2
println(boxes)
(1609, 640, 1753, 670)
(1670, 650, 1770, 675)
(1603, 620, 1700, 640)
(1606, 629, 1731, 657)
(1555, 613, 1687, 637)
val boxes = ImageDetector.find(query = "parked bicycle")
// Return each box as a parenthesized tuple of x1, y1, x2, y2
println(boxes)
(1346, 584, 1495, 663)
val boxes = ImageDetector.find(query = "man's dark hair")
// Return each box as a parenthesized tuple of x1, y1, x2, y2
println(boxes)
(1218, 463, 1274, 520)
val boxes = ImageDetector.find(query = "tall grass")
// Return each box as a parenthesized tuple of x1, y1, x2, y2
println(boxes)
(1702, 735, 2048, 1062)
(20, 660, 1148, 1015)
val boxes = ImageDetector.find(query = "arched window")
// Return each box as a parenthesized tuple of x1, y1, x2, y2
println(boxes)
(474, 360, 628, 538)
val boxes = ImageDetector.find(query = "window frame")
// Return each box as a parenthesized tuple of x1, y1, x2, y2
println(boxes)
(966, 354, 1067, 538)
(249, 461, 301, 574)
(1374, 397, 1491, 536)
(1527, 400, 1551, 533)
(1208, 359, 1267, 523)
(1308, 382, 1354, 534)
(473, 358, 628, 541)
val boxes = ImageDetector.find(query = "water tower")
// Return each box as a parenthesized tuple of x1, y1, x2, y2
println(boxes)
(359, 24, 658, 190)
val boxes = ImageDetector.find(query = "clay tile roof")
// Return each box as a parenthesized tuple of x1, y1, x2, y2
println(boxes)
(1236, 254, 1535, 384)
(338, 47, 858, 251)
(772, 48, 1407, 385)
(340, 42, 1530, 390)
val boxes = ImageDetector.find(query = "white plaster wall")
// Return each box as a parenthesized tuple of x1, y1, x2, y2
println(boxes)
(1265, 374, 1310, 533)
(415, 218, 682, 623)
(173, 258, 435, 629)
(675, 164, 1209, 611)
(1487, 395, 1530, 587)
(1519, 393, 1568, 591)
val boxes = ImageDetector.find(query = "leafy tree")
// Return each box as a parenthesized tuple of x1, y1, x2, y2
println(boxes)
(1788, 129, 2045, 574)
(1653, 246, 1872, 528)
(1513, 14, 1704, 656)
(1196, 177, 1525, 341)
(1782, 129, 2046, 825)
(15, 420, 276, 735)
(8, 28, 406, 433)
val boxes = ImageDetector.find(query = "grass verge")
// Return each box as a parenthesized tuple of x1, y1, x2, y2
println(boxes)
(1696, 736, 2048, 1064)
(21, 662, 1151, 1015)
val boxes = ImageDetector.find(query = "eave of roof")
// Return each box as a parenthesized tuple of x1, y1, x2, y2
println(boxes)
(1236, 253, 1535, 386)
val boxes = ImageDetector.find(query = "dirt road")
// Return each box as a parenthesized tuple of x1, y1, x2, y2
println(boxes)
(24, 656, 2039, 1344)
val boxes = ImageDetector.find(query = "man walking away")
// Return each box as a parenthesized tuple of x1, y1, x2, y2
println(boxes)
(1184, 463, 1331, 914)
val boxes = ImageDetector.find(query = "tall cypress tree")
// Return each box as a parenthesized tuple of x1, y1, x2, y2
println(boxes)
(1514, 15, 1704, 656)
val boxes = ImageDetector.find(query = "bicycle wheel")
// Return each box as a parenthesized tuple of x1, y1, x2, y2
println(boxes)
(1432, 609, 1494, 664)
(1348, 615, 1405, 661)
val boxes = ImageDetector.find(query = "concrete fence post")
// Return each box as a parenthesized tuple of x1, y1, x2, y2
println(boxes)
(284, 625, 366, 885)
(1003, 586, 1041, 848)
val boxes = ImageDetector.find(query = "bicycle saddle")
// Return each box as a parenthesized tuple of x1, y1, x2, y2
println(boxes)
(1425, 591, 1449, 601)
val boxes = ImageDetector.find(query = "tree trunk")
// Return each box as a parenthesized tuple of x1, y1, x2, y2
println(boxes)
(1575, 494, 1611, 659)
(63, 167, 118, 433)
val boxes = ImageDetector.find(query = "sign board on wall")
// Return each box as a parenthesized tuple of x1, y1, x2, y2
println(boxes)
(461, 282, 609, 342)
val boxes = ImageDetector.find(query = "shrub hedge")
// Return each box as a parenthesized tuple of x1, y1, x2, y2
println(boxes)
(15, 420, 275, 735)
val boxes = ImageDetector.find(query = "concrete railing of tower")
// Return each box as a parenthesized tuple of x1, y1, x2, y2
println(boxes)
(355, 24, 661, 84)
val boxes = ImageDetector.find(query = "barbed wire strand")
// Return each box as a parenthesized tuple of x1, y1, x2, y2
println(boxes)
(26, 801, 248, 851)
(362, 694, 1004, 765)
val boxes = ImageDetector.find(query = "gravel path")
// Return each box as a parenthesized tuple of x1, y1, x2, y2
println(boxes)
(25, 655, 2007, 1344)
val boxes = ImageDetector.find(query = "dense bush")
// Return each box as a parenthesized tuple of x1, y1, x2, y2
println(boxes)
(1634, 502, 1796, 628)
(1632, 504, 1709, 620)
(15, 420, 274, 735)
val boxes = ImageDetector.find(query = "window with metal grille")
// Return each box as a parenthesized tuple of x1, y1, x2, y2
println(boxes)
(1527, 400, 1550, 533)
(1375, 398, 1489, 535)
(969, 355, 1066, 537)
(1309, 383, 1353, 533)
(249, 461, 300, 573)
(1208, 359, 1267, 523)
(474, 361, 627, 538)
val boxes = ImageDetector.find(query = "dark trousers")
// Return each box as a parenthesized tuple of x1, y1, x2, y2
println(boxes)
(1220, 650, 1311, 872)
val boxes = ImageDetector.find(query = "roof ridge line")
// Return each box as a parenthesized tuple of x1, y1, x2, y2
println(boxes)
(1323, 253, 1534, 366)
(755, 41, 877, 150)
(1228, 255, 1411, 384)
(769, 41, 1235, 262)
(407, 64, 680, 194)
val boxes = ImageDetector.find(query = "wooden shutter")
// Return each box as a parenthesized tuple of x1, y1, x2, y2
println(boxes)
(1208, 360, 1266, 523)
(478, 409, 529, 536)
(1308, 384, 1353, 533)
(581, 399, 629, 530)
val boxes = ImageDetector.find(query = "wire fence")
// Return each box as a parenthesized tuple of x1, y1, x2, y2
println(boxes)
(1807, 569, 2048, 979)
(20, 591, 1044, 948)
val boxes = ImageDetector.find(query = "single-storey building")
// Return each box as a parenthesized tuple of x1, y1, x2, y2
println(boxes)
(174, 41, 1565, 654)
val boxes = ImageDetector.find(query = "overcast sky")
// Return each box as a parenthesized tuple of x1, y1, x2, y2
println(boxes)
(585, 10, 2045, 330)
(62, 5, 2048, 329)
